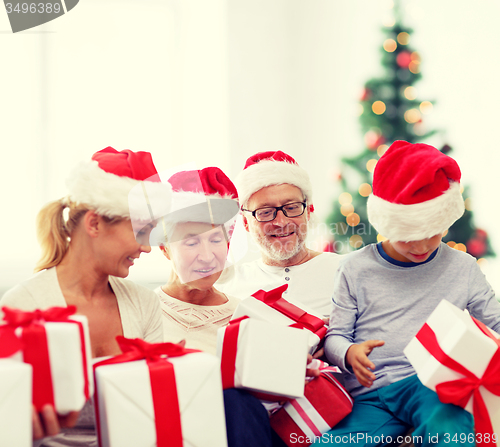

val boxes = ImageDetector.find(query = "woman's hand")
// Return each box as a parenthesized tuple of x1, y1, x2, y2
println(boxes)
(346, 340, 385, 388)
(32, 404, 80, 440)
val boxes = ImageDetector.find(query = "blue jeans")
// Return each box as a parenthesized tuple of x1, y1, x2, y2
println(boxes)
(313, 374, 474, 447)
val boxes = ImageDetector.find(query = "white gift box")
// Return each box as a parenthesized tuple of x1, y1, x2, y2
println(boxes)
(0, 359, 32, 447)
(404, 299, 500, 440)
(217, 318, 309, 399)
(231, 293, 325, 354)
(1, 308, 94, 415)
(94, 351, 228, 447)
(18, 314, 94, 414)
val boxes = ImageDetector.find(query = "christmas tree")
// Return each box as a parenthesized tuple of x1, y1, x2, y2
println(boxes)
(325, 9, 494, 261)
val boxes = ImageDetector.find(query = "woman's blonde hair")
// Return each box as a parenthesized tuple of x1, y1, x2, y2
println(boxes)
(34, 199, 122, 272)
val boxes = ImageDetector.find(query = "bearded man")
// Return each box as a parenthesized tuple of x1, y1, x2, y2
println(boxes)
(217, 151, 342, 317)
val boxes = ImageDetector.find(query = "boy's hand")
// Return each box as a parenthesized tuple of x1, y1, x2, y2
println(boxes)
(346, 340, 385, 388)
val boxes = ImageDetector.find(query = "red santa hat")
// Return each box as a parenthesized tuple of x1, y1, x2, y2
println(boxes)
(367, 140, 465, 242)
(164, 166, 239, 226)
(235, 151, 313, 207)
(65, 147, 171, 222)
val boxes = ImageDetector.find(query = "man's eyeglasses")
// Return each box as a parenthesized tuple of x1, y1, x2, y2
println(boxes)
(242, 202, 307, 222)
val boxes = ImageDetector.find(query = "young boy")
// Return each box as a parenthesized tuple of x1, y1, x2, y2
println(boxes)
(318, 141, 500, 446)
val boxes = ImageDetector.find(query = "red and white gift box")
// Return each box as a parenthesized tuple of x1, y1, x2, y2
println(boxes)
(217, 316, 309, 400)
(270, 365, 353, 447)
(0, 306, 93, 415)
(404, 299, 500, 447)
(0, 359, 32, 447)
(231, 284, 327, 354)
(94, 336, 228, 447)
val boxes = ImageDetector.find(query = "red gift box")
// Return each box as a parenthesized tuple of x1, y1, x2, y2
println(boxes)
(270, 366, 353, 446)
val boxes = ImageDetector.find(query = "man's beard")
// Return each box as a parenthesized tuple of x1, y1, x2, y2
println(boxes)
(253, 225, 307, 262)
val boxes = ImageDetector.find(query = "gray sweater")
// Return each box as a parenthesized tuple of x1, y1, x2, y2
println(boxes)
(325, 242, 500, 397)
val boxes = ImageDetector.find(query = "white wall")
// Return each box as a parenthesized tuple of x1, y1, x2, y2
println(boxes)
(2, 0, 500, 292)
(0, 0, 230, 290)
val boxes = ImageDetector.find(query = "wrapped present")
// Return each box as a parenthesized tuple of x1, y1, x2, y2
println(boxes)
(0, 306, 93, 415)
(231, 284, 327, 354)
(404, 299, 500, 447)
(0, 359, 32, 447)
(270, 365, 353, 446)
(94, 336, 227, 447)
(217, 316, 309, 400)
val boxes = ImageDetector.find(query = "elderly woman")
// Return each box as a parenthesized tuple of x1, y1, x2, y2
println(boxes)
(154, 167, 284, 447)
(1, 147, 170, 445)
(154, 167, 241, 354)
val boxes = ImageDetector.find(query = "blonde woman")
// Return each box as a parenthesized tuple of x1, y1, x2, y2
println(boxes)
(1, 147, 170, 445)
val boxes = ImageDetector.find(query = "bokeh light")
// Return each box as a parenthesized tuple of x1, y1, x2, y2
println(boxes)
(419, 101, 433, 114)
(372, 101, 386, 115)
(377, 144, 389, 157)
(397, 32, 410, 45)
(341, 204, 354, 216)
(358, 183, 372, 197)
(338, 192, 353, 205)
(383, 17, 396, 27)
(349, 235, 364, 248)
(404, 86, 417, 100)
(383, 39, 397, 52)
(404, 108, 421, 123)
(346, 213, 360, 227)
(366, 159, 377, 173)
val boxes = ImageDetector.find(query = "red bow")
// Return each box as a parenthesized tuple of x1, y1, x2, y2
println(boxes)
(416, 318, 500, 447)
(252, 285, 326, 337)
(114, 336, 198, 361)
(0, 306, 78, 357)
(94, 337, 199, 447)
(2, 305, 77, 326)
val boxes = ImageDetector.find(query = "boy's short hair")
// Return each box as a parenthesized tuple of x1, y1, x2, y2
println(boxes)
(367, 140, 465, 242)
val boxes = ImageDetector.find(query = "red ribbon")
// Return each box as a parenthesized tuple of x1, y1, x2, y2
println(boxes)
(220, 316, 248, 389)
(0, 306, 90, 411)
(416, 318, 500, 447)
(93, 336, 200, 447)
(252, 285, 327, 338)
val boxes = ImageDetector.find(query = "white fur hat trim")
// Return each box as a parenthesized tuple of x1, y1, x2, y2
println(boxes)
(367, 182, 465, 242)
(65, 160, 172, 221)
(235, 159, 312, 207)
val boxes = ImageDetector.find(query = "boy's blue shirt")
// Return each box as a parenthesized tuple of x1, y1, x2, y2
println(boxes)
(325, 242, 500, 397)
